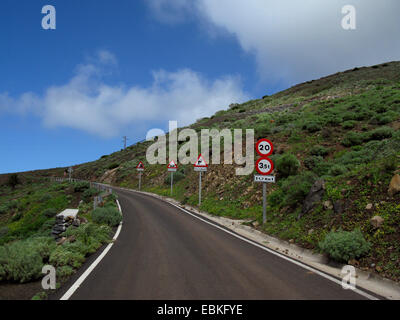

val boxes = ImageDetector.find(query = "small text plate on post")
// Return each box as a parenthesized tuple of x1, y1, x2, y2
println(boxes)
(254, 175, 275, 183)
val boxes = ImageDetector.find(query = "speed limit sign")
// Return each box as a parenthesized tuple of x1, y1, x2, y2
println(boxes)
(256, 158, 274, 175)
(256, 139, 273, 157)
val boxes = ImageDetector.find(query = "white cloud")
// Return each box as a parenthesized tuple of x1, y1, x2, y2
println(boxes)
(0, 51, 247, 138)
(146, 0, 194, 24)
(147, 0, 400, 85)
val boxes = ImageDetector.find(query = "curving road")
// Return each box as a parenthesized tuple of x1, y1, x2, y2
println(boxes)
(58, 189, 376, 300)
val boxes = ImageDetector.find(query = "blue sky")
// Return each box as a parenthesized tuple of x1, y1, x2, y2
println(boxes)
(1, 0, 399, 173)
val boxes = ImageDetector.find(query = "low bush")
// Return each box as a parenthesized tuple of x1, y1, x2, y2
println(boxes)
(43, 208, 58, 218)
(319, 229, 371, 262)
(310, 145, 329, 157)
(92, 207, 122, 227)
(342, 132, 365, 147)
(82, 188, 99, 202)
(367, 126, 394, 141)
(328, 164, 348, 176)
(73, 182, 90, 193)
(281, 172, 316, 207)
(276, 154, 300, 178)
(164, 171, 185, 185)
(303, 121, 322, 133)
(0, 237, 56, 283)
(342, 121, 357, 129)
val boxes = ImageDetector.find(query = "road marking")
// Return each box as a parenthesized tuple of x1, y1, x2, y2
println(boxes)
(121, 189, 379, 300)
(166, 202, 379, 300)
(60, 200, 123, 300)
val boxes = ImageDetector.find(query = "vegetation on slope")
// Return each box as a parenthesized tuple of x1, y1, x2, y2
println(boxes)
(2, 61, 400, 282)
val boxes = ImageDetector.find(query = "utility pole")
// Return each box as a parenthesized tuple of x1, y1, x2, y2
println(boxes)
(122, 136, 128, 149)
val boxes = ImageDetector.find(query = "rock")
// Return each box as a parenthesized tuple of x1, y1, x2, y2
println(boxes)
(333, 200, 345, 214)
(370, 216, 384, 228)
(289, 239, 295, 244)
(252, 221, 260, 228)
(299, 179, 325, 219)
(348, 259, 359, 266)
(370, 263, 376, 268)
(67, 235, 76, 243)
(365, 203, 373, 210)
(57, 237, 67, 245)
(308, 229, 314, 235)
(388, 174, 400, 197)
(78, 216, 88, 224)
(323, 200, 333, 210)
(72, 219, 80, 227)
(375, 266, 383, 272)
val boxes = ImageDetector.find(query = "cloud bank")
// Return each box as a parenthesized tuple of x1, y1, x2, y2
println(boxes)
(147, 0, 400, 85)
(0, 51, 247, 138)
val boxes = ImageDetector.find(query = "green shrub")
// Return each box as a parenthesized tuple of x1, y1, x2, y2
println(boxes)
(303, 121, 322, 133)
(0, 237, 56, 283)
(63, 223, 112, 254)
(342, 132, 365, 147)
(328, 164, 347, 176)
(43, 208, 58, 218)
(367, 126, 394, 141)
(49, 246, 85, 269)
(164, 171, 185, 185)
(92, 207, 122, 227)
(310, 145, 329, 157)
(73, 181, 90, 193)
(7, 174, 20, 190)
(342, 121, 357, 129)
(319, 229, 371, 262)
(281, 172, 316, 207)
(82, 188, 99, 202)
(304, 156, 323, 170)
(276, 154, 300, 178)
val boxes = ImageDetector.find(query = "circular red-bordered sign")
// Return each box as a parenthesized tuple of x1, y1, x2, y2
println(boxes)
(256, 139, 273, 157)
(255, 157, 274, 175)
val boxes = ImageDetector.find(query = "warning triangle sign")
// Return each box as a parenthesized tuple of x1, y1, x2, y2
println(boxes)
(194, 154, 208, 167)
(136, 161, 145, 170)
(167, 160, 178, 169)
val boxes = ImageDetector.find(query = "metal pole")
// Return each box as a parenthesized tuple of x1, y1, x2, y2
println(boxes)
(263, 182, 267, 224)
(139, 173, 142, 191)
(170, 172, 173, 196)
(199, 171, 202, 207)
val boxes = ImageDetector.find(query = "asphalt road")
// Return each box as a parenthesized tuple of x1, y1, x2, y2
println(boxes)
(65, 189, 372, 300)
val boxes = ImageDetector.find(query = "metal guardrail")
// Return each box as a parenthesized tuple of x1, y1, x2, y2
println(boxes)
(50, 177, 113, 194)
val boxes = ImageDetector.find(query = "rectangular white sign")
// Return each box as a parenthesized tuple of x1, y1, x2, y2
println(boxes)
(194, 167, 207, 172)
(137, 168, 144, 172)
(254, 175, 275, 183)
(168, 168, 177, 172)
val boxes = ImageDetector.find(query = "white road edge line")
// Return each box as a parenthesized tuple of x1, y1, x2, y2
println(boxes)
(128, 189, 378, 301)
(60, 199, 123, 300)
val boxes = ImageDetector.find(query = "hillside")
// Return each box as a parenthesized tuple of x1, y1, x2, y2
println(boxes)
(2, 61, 400, 282)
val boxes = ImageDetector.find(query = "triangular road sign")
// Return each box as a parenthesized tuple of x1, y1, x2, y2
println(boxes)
(194, 154, 208, 167)
(167, 160, 178, 169)
(136, 161, 145, 171)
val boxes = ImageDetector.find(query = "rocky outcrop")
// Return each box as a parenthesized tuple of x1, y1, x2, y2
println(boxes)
(388, 174, 400, 197)
(298, 179, 325, 219)
(370, 216, 384, 228)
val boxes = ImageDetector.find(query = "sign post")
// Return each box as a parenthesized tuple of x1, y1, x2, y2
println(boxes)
(68, 167, 73, 182)
(255, 139, 275, 225)
(167, 160, 178, 196)
(136, 161, 145, 191)
(194, 154, 208, 207)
